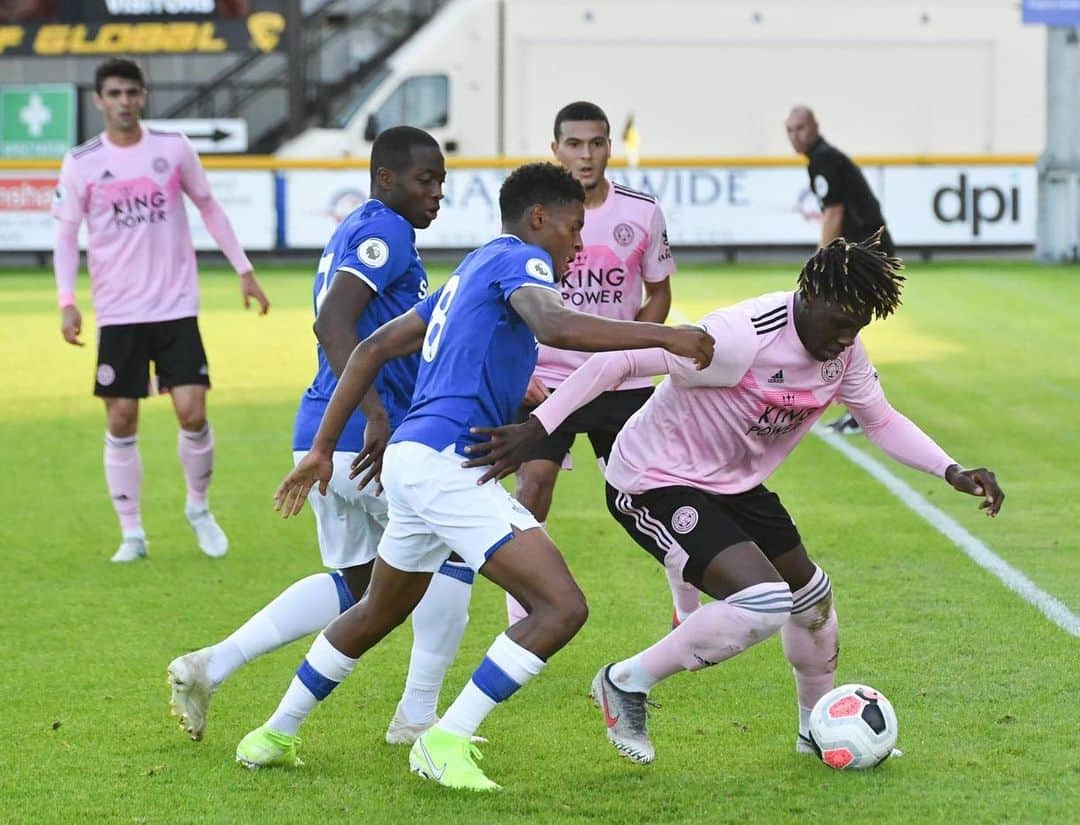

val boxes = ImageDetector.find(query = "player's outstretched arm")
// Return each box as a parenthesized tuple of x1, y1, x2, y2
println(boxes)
(54, 219, 83, 346)
(945, 464, 1005, 516)
(462, 416, 548, 484)
(178, 138, 268, 312)
(509, 286, 713, 368)
(274, 450, 334, 518)
(463, 348, 671, 483)
(273, 308, 427, 518)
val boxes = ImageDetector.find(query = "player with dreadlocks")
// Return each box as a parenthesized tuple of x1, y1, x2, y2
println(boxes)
(459, 231, 1004, 764)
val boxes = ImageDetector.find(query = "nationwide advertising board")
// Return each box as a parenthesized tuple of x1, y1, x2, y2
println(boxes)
(0, 163, 1036, 252)
(282, 165, 1037, 249)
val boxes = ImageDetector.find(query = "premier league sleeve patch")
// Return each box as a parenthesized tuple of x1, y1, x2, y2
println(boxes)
(525, 257, 554, 282)
(357, 237, 390, 269)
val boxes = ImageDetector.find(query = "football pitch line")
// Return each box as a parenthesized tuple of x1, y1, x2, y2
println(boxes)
(814, 430, 1080, 638)
(667, 305, 1080, 638)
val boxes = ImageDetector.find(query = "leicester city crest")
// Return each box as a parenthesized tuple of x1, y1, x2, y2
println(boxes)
(613, 222, 635, 246)
(821, 358, 843, 383)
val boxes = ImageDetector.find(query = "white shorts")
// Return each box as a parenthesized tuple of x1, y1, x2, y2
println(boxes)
(377, 441, 540, 573)
(293, 450, 388, 570)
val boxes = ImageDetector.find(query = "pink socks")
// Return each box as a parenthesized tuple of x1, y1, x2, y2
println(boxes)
(781, 566, 839, 714)
(178, 423, 214, 509)
(104, 432, 142, 536)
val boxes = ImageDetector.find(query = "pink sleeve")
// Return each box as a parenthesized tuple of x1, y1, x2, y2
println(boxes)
(533, 349, 669, 433)
(840, 339, 956, 477)
(642, 205, 675, 282)
(51, 152, 86, 224)
(667, 308, 757, 389)
(53, 218, 80, 307)
(179, 137, 252, 275)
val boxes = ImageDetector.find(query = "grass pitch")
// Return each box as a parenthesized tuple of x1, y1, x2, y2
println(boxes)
(1, 261, 1077, 824)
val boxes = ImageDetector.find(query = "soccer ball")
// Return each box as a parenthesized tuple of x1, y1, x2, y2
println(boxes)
(809, 684, 899, 769)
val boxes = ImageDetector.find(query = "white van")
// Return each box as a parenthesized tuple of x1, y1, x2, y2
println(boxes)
(277, 0, 1044, 159)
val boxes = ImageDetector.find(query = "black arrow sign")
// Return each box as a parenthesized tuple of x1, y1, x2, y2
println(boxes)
(183, 128, 234, 143)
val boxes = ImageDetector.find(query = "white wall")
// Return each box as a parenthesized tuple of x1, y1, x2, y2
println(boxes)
(504, 0, 1046, 157)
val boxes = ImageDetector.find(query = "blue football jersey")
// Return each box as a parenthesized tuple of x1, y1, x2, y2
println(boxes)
(293, 200, 429, 452)
(391, 235, 560, 456)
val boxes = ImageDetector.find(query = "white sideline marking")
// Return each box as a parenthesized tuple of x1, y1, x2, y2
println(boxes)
(815, 429, 1080, 638)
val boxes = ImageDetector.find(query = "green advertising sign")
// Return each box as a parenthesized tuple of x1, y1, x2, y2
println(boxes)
(0, 84, 77, 158)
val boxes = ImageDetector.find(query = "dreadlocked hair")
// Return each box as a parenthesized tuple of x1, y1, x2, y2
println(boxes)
(797, 227, 906, 320)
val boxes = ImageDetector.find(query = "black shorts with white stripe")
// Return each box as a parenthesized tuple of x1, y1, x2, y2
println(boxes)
(604, 481, 802, 588)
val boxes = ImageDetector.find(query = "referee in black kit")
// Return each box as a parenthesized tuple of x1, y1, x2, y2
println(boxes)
(786, 104, 895, 434)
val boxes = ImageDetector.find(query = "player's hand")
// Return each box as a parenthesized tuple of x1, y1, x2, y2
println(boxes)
(60, 305, 84, 346)
(461, 416, 547, 484)
(349, 412, 390, 494)
(522, 375, 550, 407)
(274, 449, 333, 518)
(663, 324, 714, 369)
(240, 271, 270, 315)
(945, 464, 1004, 517)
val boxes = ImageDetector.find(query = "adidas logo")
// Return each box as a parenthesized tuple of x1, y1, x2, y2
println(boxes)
(768, 369, 785, 384)
(102, 170, 115, 179)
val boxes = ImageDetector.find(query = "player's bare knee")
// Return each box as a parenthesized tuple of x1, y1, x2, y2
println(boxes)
(177, 410, 207, 432)
(523, 585, 587, 642)
(108, 418, 137, 438)
(551, 586, 589, 638)
(106, 402, 138, 436)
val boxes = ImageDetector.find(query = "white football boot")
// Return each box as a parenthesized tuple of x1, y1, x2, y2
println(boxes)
(110, 536, 148, 562)
(385, 703, 438, 745)
(185, 506, 228, 558)
(590, 664, 656, 764)
(168, 648, 216, 741)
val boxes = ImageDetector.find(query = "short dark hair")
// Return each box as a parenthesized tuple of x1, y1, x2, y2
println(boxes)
(499, 162, 585, 223)
(94, 58, 146, 95)
(370, 126, 441, 186)
(798, 228, 906, 319)
(553, 101, 610, 142)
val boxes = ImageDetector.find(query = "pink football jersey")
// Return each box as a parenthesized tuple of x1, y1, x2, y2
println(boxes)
(533, 291, 955, 496)
(533, 180, 675, 390)
(52, 129, 250, 327)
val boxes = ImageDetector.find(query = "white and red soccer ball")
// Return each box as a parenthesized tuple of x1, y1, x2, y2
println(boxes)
(809, 684, 899, 769)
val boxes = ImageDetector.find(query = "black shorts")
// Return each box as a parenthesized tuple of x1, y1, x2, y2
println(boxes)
(515, 387, 653, 464)
(94, 316, 210, 398)
(605, 481, 802, 588)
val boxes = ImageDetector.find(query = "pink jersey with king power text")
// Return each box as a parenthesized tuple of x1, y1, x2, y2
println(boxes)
(532, 180, 675, 391)
(533, 291, 955, 496)
(52, 129, 251, 327)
